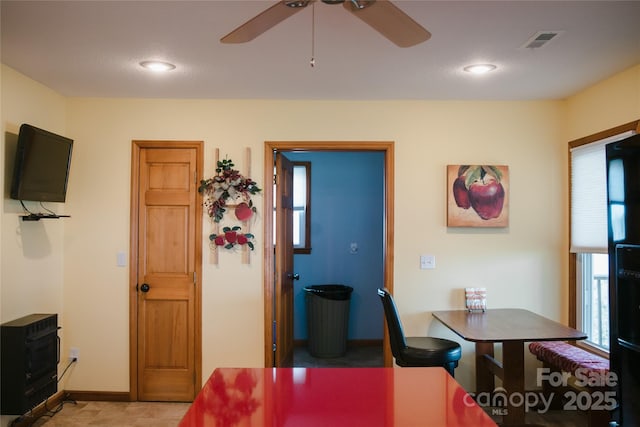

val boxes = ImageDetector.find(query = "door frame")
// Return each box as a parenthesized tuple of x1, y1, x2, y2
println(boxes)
(263, 141, 395, 367)
(129, 140, 203, 400)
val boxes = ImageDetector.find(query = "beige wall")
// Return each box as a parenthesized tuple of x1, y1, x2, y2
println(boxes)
(566, 64, 640, 140)
(0, 65, 69, 336)
(1, 63, 638, 402)
(1, 66, 69, 425)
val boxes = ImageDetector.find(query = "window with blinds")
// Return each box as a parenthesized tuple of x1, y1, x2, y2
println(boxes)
(570, 130, 635, 351)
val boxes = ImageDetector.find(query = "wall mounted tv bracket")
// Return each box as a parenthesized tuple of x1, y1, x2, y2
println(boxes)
(21, 213, 71, 221)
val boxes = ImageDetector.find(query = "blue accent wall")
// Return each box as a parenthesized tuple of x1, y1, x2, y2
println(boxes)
(286, 151, 385, 341)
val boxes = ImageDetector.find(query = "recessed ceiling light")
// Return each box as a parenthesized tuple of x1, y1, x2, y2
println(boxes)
(139, 61, 176, 72)
(463, 64, 497, 75)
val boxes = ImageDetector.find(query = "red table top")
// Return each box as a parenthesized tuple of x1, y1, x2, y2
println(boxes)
(179, 367, 497, 427)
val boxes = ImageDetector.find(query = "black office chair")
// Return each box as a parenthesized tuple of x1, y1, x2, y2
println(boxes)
(377, 288, 462, 376)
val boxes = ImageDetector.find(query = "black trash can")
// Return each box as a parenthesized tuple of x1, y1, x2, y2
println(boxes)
(304, 284, 354, 358)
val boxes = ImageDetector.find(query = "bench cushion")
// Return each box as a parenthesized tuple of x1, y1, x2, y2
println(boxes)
(529, 341, 609, 377)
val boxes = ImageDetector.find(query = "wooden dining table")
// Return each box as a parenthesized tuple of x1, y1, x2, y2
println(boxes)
(432, 308, 587, 426)
(179, 366, 497, 426)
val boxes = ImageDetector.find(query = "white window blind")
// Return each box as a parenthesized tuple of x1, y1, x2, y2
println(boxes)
(570, 131, 635, 253)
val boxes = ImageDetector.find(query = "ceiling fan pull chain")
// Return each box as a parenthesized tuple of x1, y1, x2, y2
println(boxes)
(310, 2, 316, 68)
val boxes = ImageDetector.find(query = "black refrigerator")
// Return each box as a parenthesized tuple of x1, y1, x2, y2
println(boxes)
(606, 133, 640, 426)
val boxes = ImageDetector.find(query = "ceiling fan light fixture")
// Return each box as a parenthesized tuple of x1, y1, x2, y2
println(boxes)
(139, 61, 176, 72)
(349, 0, 375, 9)
(463, 64, 497, 75)
(222, 0, 430, 47)
(285, 0, 311, 8)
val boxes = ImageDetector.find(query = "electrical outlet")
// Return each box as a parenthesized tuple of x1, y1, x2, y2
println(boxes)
(420, 254, 436, 269)
(69, 347, 80, 362)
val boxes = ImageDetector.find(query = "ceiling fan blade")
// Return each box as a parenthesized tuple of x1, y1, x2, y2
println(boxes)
(343, 0, 431, 47)
(221, 1, 310, 44)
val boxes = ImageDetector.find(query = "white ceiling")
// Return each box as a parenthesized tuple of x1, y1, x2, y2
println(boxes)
(2, 0, 640, 100)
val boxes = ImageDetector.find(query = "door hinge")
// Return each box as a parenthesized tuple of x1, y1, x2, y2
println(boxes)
(273, 174, 277, 185)
(272, 320, 277, 353)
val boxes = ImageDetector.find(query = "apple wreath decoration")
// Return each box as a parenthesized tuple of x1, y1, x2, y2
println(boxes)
(452, 165, 505, 220)
(198, 157, 261, 223)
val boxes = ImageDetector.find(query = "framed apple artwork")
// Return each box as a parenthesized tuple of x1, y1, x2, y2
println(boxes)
(447, 164, 509, 227)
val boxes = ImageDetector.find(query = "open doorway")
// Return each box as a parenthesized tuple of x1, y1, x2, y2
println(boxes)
(287, 151, 384, 367)
(263, 141, 395, 368)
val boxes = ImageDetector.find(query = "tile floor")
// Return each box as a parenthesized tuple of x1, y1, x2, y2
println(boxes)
(29, 400, 190, 427)
(293, 344, 384, 367)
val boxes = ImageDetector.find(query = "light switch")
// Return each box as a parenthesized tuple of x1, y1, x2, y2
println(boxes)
(420, 255, 435, 270)
(117, 251, 127, 267)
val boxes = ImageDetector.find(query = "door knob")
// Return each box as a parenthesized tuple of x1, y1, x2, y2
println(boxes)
(140, 283, 150, 293)
(288, 273, 300, 281)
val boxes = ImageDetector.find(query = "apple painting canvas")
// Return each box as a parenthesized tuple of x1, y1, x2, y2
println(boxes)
(447, 165, 509, 227)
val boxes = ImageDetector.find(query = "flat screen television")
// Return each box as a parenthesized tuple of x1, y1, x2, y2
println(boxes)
(10, 124, 73, 203)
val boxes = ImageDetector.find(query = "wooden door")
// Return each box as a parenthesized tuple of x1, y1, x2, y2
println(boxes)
(132, 142, 202, 401)
(274, 152, 295, 367)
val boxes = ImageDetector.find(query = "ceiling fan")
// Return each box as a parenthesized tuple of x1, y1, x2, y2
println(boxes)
(221, 0, 431, 48)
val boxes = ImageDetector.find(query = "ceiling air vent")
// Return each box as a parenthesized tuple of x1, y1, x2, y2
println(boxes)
(520, 31, 564, 49)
